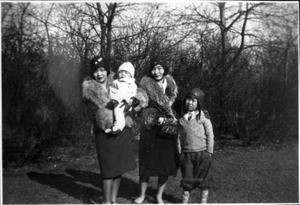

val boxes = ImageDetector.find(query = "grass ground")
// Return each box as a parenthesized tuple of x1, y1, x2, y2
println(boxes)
(2, 140, 299, 204)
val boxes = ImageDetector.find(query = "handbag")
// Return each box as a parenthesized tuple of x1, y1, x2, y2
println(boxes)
(157, 117, 179, 137)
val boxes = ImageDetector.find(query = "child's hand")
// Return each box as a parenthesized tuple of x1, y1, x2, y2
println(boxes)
(157, 117, 164, 125)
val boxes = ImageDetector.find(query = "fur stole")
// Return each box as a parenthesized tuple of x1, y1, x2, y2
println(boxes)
(140, 74, 178, 110)
(82, 74, 149, 131)
(82, 74, 114, 131)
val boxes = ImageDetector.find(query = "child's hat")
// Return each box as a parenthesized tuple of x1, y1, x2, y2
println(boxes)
(118, 62, 135, 77)
(187, 88, 204, 99)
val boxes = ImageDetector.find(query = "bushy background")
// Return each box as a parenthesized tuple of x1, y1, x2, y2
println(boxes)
(2, 2, 298, 167)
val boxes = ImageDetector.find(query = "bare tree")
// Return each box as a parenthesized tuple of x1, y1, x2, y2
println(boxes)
(85, 2, 118, 61)
(27, 3, 55, 56)
(177, 2, 267, 133)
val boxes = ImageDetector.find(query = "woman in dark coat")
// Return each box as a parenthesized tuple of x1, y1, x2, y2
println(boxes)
(134, 60, 179, 204)
(82, 56, 139, 204)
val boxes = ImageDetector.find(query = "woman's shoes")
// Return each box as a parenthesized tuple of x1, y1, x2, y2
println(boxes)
(134, 195, 165, 204)
(156, 197, 165, 204)
(134, 195, 145, 204)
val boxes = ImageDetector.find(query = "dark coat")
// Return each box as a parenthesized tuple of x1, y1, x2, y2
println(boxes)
(138, 75, 180, 178)
(82, 74, 137, 178)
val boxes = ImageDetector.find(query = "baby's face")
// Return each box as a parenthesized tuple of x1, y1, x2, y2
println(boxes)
(118, 70, 131, 79)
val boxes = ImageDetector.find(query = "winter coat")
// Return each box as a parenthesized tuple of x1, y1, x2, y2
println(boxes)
(109, 77, 137, 103)
(82, 74, 115, 131)
(82, 74, 148, 131)
(82, 73, 143, 178)
(138, 74, 180, 178)
(140, 74, 178, 113)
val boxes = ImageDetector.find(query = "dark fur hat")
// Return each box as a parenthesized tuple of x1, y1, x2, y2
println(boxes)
(90, 56, 110, 77)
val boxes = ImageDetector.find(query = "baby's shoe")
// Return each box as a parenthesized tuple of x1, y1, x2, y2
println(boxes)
(105, 128, 112, 133)
(110, 126, 121, 135)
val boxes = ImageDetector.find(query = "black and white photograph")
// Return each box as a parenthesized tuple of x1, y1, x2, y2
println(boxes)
(1, 0, 299, 204)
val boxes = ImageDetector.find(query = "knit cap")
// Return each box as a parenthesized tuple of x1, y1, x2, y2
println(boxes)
(118, 62, 135, 77)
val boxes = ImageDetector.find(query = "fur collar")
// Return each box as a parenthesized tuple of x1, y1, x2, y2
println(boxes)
(82, 79, 110, 108)
(82, 74, 115, 130)
(140, 74, 178, 109)
(82, 73, 114, 107)
(82, 73, 149, 130)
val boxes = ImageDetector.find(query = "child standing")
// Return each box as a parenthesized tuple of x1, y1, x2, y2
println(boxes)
(105, 62, 137, 134)
(178, 88, 214, 204)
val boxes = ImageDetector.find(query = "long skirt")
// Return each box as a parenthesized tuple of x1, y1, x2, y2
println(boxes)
(95, 127, 137, 178)
(139, 125, 179, 179)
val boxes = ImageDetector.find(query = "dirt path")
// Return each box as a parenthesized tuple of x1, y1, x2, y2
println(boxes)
(2, 143, 298, 204)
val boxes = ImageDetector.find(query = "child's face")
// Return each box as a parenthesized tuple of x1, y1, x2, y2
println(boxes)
(118, 70, 131, 79)
(185, 97, 198, 112)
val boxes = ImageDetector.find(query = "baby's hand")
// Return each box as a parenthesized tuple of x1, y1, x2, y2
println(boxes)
(157, 117, 164, 125)
(128, 98, 133, 106)
(130, 97, 139, 108)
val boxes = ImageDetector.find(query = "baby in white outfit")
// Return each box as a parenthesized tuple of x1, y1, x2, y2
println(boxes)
(105, 62, 137, 133)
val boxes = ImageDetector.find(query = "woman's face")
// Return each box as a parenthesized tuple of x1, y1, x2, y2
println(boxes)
(186, 97, 198, 112)
(151, 64, 165, 81)
(93, 67, 108, 83)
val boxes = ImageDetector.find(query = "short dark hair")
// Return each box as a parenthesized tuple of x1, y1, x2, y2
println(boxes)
(90, 56, 110, 77)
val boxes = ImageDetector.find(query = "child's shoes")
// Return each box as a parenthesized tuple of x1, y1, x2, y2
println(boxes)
(201, 189, 209, 204)
(182, 191, 190, 203)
